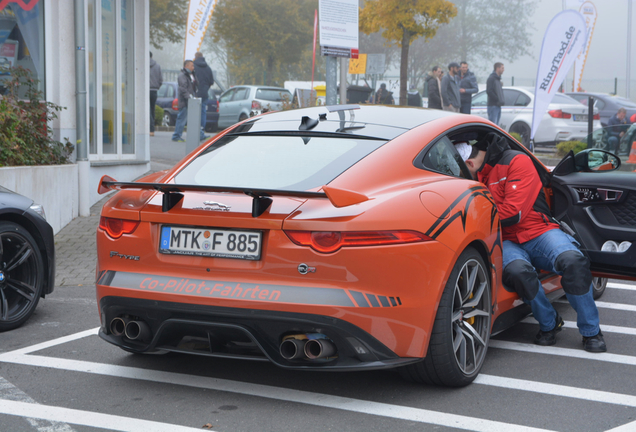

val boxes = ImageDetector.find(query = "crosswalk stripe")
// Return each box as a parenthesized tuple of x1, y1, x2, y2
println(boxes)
(607, 282, 636, 291)
(555, 299, 636, 312)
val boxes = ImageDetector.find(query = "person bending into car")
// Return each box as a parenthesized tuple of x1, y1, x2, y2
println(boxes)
(457, 134, 606, 352)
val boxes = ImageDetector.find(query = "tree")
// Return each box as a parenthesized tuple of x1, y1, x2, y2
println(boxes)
(212, 0, 316, 87)
(149, 0, 189, 50)
(408, 0, 537, 85)
(359, 0, 456, 106)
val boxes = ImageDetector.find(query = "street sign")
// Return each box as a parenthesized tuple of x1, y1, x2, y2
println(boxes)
(365, 54, 386, 75)
(319, 0, 358, 56)
(349, 54, 367, 74)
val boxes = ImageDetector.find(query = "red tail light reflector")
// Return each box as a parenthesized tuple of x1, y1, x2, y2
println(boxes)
(99, 217, 140, 239)
(251, 100, 262, 110)
(285, 230, 431, 254)
(171, 98, 178, 111)
(593, 113, 600, 120)
(548, 109, 572, 119)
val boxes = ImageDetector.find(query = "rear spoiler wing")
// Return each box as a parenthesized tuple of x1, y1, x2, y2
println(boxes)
(98, 175, 369, 217)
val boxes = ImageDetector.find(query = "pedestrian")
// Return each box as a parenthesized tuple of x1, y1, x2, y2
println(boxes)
(375, 83, 394, 105)
(607, 107, 629, 154)
(458, 61, 478, 114)
(458, 133, 606, 352)
(172, 60, 197, 143)
(149, 52, 163, 137)
(441, 62, 460, 112)
(193, 51, 214, 139)
(486, 62, 505, 125)
(425, 66, 443, 110)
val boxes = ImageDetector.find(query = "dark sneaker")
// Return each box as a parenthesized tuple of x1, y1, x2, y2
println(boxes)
(583, 331, 607, 353)
(534, 314, 564, 346)
(172, 138, 185, 142)
(200, 135, 209, 141)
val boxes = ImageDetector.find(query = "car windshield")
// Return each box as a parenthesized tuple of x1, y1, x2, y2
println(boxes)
(174, 134, 386, 190)
(255, 88, 291, 102)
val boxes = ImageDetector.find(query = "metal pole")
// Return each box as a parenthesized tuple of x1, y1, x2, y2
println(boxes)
(615, 77, 618, 95)
(627, 0, 632, 98)
(339, 57, 347, 104)
(587, 96, 594, 149)
(326, 56, 337, 105)
(186, 98, 202, 155)
(74, 0, 90, 217)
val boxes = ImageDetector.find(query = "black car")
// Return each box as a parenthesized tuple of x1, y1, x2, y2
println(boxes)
(156, 82, 222, 132)
(0, 185, 55, 331)
(567, 92, 636, 126)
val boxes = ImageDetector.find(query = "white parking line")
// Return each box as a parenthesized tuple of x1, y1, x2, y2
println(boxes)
(490, 340, 636, 366)
(607, 282, 636, 291)
(0, 399, 207, 432)
(555, 299, 636, 312)
(0, 377, 75, 432)
(520, 318, 636, 336)
(606, 419, 636, 431)
(0, 350, 552, 432)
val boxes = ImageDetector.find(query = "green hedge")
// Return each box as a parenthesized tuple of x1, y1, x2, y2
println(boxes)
(556, 140, 587, 157)
(0, 66, 73, 167)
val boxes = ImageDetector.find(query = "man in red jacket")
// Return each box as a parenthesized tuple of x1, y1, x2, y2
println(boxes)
(460, 133, 606, 352)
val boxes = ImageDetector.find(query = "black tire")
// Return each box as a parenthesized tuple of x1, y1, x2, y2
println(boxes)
(162, 111, 173, 127)
(0, 221, 45, 332)
(509, 122, 531, 149)
(238, 113, 248, 122)
(399, 247, 491, 387)
(592, 277, 607, 300)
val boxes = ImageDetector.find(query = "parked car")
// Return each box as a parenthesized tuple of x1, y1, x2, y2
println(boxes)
(0, 186, 55, 331)
(471, 87, 601, 148)
(217, 85, 291, 129)
(95, 105, 636, 387)
(566, 92, 636, 127)
(156, 81, 223, 132)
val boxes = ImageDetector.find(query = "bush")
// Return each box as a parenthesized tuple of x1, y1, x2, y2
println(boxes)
(155, 104, 163, 126)
(556, 140, 587, 157)
(0, 66, 73, 166)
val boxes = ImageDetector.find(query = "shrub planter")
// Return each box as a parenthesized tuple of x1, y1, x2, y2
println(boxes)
(0, 164, 78, 234)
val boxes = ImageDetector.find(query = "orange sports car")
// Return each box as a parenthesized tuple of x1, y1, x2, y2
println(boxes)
(96, 105, 636, 387)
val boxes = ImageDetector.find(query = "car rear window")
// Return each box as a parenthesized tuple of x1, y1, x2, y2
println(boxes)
(174, 135, 386, 191)
(552, 93, 580, 104)
(255, 89, 292, 102)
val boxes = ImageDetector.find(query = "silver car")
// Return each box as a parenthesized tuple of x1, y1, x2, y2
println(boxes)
(218, 85, 292, 129)
(471, 86, 601, 148)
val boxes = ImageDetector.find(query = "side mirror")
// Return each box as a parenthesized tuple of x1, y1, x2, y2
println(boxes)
(574, 148, 621, 172)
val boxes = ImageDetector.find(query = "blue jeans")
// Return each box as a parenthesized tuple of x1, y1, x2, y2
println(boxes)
(502, 229, 600, 337)
(487, 105, 501, 125)
(172, 107, 187, 140)
(200, 97, 208, 130)
(608, 135, 619, 154)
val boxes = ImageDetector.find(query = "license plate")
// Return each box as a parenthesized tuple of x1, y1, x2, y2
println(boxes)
(160, 226, 262, 260)
(573, 114, 588, 122)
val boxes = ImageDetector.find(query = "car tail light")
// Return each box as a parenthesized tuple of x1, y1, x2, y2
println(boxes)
(99, 217, 140, 239)
(548, 109, 572, 119)
(172, 98, 178, 111)
(593, 113, 600, 120)
(251, 100, 262, 110)
(284, 230, 431, 254)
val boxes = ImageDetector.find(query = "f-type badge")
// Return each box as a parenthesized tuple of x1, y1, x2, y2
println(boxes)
(298, 263, 316, 275)
(203, 201, 231, 211)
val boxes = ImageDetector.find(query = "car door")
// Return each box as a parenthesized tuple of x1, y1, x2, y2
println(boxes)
(498, 89, 522, 131)
(471, 91, 488, 119)
(218, 88, 235, 128)
(550, 150, 636, 279)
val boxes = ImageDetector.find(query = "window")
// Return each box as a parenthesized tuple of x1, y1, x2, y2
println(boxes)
(514, 93, 531, 106)
(233, 87, 249, 101)
(0, 2, 45, 95)
(174, 135, 387, 191)
(255, 88, 292, 102)
(419, 136, 470, 179)
(220, 89, 234, 103)
(472, 92, 487, 107)
(88, 0, 136, 159)
(503, 89, 521, 107)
